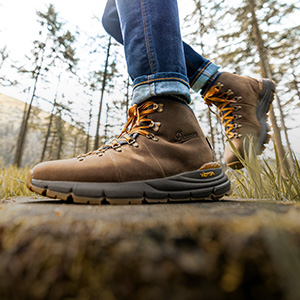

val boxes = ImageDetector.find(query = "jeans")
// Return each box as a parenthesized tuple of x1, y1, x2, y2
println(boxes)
(102, 0, 219, 104)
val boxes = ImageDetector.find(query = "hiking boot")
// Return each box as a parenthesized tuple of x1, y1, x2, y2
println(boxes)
(27, 97, 231, 204)
(202, 72, 276, 169)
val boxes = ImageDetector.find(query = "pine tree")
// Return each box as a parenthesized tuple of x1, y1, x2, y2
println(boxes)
(93, 36, 112, 150)
(247, 0, 293, 173)
(13, 4, 78, 167)
(13, 40, 47, 167)
(85, 98, 94, 153)
(40, 73, 61, 162)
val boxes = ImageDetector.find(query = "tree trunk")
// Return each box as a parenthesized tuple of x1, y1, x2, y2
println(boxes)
(73, 136, 78, 157)
(48, 133, 55, 160)
(94, 37, 112, 150)
(248, 0, 290, 174)
(85, 100, 93, 153)
(275, 94, 296, 171)
(56, 112, 64, 160)
(195, 0, 205, 53)
(13, 44, 46, 167)
(40, 74, 61, 162)
(291, 61, 300, 101)
(104, 104, 110, 144)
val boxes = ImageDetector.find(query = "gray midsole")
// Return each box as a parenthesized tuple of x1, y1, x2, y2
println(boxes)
(32, 168, 231, 199)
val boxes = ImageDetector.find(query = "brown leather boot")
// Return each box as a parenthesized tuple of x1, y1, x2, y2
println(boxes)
(27, 97, 231, 204)
(202, 72, 276, 169)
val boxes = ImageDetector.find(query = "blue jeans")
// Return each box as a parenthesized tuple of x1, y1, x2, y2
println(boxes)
(103, 0, 219, 104)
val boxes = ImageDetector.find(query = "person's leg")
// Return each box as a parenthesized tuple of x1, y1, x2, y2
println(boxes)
(102, 0, 219, 93)
(115, 0, 190, 104)
(103, 0, 276, 169)
(27, 0, 231, 204)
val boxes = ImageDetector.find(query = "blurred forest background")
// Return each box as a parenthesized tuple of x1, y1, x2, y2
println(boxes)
(0, 0, 299, 170)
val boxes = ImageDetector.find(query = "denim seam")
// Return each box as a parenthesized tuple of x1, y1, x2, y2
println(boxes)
(150, 81, 155, 96)
(190, 61, 211, 87)
(203, 71, 211, 77)
(133, 77, 190, 89)
(141, 0, 155, 74)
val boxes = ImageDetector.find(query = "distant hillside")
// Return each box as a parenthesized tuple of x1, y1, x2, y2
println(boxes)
(0, 94, 91, 167)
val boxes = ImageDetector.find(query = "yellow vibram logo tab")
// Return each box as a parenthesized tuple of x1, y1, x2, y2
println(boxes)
(200, 171, 215, 178)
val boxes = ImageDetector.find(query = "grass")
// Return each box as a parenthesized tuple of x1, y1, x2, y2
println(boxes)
(0, 144, 299, 201)
(0, 160, 35, 199)
(226, 138, 300, 202)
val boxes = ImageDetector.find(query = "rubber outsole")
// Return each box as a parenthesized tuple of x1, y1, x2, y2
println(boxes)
(27, 167, 232, 205)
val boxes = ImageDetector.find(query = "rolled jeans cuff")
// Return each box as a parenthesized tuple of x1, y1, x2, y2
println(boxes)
(132, 72, 191, 105)
(191, 62, 220, 93)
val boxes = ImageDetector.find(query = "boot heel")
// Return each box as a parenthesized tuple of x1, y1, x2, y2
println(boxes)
(256, 79, 276, 151)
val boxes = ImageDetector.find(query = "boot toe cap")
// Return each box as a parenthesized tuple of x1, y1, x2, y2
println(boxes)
(28, 155, 119, 183)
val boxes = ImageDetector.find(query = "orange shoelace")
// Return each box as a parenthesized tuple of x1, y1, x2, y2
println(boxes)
(77, 101, 161, 160)
(203, 83, 241, 140)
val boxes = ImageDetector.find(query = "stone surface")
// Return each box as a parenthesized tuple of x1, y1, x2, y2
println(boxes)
(1, 197, 300, 300)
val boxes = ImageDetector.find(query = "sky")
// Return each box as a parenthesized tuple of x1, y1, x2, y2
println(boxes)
(0, 0, 193, 122)
(0, 0, 106, 60)
(0, 0, 191, 105)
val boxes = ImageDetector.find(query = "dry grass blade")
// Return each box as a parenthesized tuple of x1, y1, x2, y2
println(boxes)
(0, 160, 35, 199)
(226, 138, 300, 202)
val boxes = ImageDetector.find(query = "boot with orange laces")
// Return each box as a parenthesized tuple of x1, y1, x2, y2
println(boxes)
(101, 0, 276, 169)
(27, 97, 231, 204)
(27, 0, 232, 204)
(202, 72, 276, 169)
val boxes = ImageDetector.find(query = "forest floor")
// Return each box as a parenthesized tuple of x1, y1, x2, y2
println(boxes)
(1, 196, 300, 300)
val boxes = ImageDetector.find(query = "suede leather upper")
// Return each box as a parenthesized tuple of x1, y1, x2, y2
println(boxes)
(31, 98, 214, 183)
(203, 72, 270, 168)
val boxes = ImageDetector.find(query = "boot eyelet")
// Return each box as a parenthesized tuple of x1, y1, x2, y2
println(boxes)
(234, 133, 242, 138)
(233, 105, 242, 111)
(113, 143, 122, 151)
(152, 122, 161, 132)
(127, 138, 136, 145)
(234, 124, 242, 129)
(132, 142, 140, 148)
(78, 157, 85, 162)
(217, 82, 224, 89)
(234, 96, 242, 101)
(149, 121, 161, 131)
(97, 152, 104, 157)
(147, 133, 154, 139)
(157, 103, 164, 113)
(146, 133, 159, 142)
(234, 114, 242, 120)
(226, 89, 234, 96)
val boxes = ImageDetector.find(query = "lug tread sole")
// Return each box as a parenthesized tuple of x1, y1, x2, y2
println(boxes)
(27, 168, 232, 205)
(256, 79, 276, 154)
